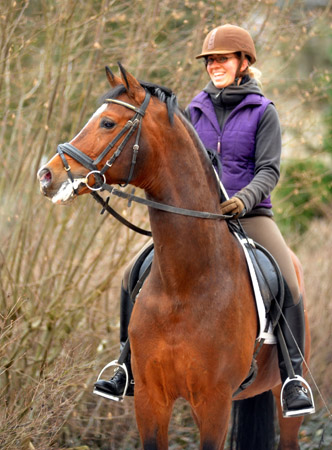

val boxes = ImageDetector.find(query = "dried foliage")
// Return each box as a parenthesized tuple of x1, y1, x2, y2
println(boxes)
(0, 0, 331, 449)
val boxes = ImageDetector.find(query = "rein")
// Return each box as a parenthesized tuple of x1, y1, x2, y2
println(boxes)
(56, 89, 234, 233)
(99, 183, 234, 220)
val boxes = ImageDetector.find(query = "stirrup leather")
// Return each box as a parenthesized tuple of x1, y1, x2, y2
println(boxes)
(280, 375, 315, 418)
(93, 360, 131, 402)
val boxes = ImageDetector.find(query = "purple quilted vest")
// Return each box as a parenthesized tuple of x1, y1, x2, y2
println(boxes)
(189, 91, 272, 208)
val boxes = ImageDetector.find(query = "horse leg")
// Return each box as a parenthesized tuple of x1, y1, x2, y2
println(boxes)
(273, 386, 303, 450)
(192, 394, 232, 450)
(134, 388, 174, 450)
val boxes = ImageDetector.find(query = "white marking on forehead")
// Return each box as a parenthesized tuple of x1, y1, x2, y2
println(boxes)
(71, 103, 108, 142)
(92, 103, 108, 119)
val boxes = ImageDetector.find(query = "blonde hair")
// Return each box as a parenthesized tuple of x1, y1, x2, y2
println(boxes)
(248, 66, 262, 88)
(237, 52, 263, 88)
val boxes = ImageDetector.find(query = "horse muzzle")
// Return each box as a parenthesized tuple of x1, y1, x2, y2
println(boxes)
(37, 165, 87, 203)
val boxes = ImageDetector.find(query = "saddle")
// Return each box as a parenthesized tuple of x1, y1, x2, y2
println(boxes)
(128, 231, 284, 339)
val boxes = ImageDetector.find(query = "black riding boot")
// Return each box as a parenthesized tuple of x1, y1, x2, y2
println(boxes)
(277, 294, 314, 417)
(94, 284, 134, 398)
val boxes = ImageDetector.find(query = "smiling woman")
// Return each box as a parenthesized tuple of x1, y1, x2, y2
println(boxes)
(206, 53, 246, 89)
(187, 24, 315, 424)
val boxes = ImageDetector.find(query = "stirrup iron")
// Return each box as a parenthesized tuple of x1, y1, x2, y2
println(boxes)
(280, 375, 315, 418)
(93, 359, 130, 402)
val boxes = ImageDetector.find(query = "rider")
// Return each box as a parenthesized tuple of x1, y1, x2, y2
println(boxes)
(94, 24, 314, 417)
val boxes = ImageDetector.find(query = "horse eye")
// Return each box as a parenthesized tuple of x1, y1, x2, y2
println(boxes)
(100, 118, 115, 129)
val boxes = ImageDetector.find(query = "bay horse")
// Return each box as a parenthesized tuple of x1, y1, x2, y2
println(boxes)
(37, 64, 312, 450)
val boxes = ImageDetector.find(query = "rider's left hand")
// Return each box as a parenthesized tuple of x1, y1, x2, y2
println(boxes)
(220, 197, 245, 219)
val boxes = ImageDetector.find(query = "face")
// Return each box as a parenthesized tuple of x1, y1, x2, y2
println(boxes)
(37, 100, 133, 204)
(37, 102, 114, 203)
(37, 66, 152, 205)
(206, 54, 248, 89)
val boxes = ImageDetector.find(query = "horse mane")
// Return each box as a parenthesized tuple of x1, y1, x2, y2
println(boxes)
(100, 81, 178, 125)
(178, 112, 223, 201)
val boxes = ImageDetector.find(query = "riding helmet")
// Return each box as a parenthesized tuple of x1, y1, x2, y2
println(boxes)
(196, 24, 256, 64)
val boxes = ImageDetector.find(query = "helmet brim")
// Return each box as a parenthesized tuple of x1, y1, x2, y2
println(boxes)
(196, 49, 256, 64)
(195, 49, 236, 59)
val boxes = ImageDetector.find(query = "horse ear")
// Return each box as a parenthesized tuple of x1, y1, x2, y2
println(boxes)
(105, 66, 122, 88)
(117, 62, 145, 103)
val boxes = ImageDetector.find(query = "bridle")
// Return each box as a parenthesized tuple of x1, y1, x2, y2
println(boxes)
(56, 88, 234, 236)
(57, 90, 152, 192)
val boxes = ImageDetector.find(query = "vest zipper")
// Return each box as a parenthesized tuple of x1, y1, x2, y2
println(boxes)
(217, 136, 221, 154)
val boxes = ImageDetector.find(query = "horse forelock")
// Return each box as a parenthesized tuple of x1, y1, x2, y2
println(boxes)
(100, 81, 178, 125)
(100, 85, 127, 103)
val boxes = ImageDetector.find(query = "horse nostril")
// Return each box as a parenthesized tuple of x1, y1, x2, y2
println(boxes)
(38, 167, 52, 189)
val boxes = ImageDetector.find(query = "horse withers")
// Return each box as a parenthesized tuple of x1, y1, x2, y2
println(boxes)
(37, 64, 312, 450)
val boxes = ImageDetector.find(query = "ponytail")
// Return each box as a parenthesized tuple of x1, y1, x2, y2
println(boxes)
(248, 66, 262, 88)
(236, 51, 263, 88)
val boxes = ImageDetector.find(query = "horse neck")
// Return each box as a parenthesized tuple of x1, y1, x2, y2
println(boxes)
(142, 115, 220, 209)
(141, 115, 232, 291)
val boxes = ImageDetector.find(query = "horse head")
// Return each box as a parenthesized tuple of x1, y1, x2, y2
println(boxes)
(37, 64, 156, 204)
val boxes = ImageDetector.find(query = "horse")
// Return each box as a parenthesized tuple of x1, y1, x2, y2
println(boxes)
(37, 64, 312, 450)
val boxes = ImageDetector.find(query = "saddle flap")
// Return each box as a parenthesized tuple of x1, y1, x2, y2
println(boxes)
(128, 243, 154, 299)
